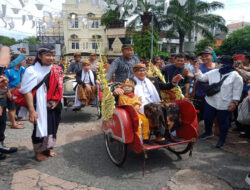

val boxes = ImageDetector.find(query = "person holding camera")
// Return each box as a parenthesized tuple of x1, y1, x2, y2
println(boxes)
(195, 55, 243, 148)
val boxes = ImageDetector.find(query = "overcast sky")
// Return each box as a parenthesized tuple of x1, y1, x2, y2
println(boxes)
(0, 0, 250, 40)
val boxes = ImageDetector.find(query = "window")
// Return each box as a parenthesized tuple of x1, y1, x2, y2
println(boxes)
(92, 42, 97, 50)
(86, 42, 88, 49)
(71, 21, 79, 28)
(91, 20, 99, 28)
(72, 42, 79, 49)
(83, 42, 85, 49)
(71, 34, 78, 39)
(87, 13, 95, 18)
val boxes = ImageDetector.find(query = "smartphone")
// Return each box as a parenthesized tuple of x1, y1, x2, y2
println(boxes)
(236, 61, 242, 67)
(0, 66, 5, 76)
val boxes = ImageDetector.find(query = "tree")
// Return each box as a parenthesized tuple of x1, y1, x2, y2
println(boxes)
(101, 0, 165, 31)
(101, 8, 120, 26)
(163, 0, 227, 53)
(101, 0, 165, 58)
(195, 38, 214, 54)
(133, 29, 159, 58)
(18, 36, 38, 44)
(0, 35, 17, 46)
(217, 26, 250, 55)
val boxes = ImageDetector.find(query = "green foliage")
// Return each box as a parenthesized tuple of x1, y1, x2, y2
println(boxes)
(217, 26, 250, 55)
(163, 0, 227, 52)
(0, 35, 37, 46)
(18, 36, 38, 44)
(133, 30, 159, 58)
(213, 46, 223, 56)
(101, 9, 120, 26)
(157, 51, 170, 60)
(195, 38, 214, 54)
(102, 0, 165, 30)
(0, 35, 17, 46)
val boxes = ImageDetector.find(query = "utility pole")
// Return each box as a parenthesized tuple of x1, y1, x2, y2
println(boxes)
(150, 13, 154, 60)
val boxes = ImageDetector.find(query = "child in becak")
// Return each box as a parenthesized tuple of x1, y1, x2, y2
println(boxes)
(118, 78, 150, 142)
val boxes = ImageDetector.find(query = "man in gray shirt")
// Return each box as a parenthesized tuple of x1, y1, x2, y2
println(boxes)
(67, 52, 82, 73)
(107, 45, 140, 83)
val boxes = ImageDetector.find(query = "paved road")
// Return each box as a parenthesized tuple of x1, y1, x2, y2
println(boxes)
(1, 107, 250, 190)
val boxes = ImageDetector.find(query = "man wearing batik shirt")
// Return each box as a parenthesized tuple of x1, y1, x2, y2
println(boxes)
(107, 45, 140, 83)
(132, 64, 183, 144)
(107, 45, 140, 96)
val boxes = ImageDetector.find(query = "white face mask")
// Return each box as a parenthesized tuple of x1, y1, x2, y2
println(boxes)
(123, 86, 133, 94)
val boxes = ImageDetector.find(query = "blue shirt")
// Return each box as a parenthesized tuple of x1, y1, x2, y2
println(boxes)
(5, 66, 26, 89)
(195, 64, 212, 97)
(8, 54, 26, 69)
(161, 64, 191, 94)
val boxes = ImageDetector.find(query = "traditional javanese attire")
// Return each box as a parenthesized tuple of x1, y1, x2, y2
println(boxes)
(20, 62, 63, 153)
(133, 76, 161, 114)
(133, 76, 162, 139)
(74, 69, 97, 107)
(118, 92, 149, 140)
(133, 76, 182, 139)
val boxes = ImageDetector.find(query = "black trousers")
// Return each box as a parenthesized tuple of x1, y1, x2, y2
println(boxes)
(0, 98, 7, 142)
(193, 95, 205, 121)
(32, 102, 62, 144)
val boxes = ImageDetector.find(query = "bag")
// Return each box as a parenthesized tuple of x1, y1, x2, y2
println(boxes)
(205, 74, 229, 97)
(237, 96, 250, 125)
(12, 72, 51, 107)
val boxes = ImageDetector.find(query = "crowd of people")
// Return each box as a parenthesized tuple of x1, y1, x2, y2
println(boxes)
(0, 43, 249, 186)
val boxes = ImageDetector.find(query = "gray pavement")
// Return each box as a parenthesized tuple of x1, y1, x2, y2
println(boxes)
(1, 107, 250, 190)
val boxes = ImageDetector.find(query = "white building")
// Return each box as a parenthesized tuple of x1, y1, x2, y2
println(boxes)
(62, 0, 108, 55)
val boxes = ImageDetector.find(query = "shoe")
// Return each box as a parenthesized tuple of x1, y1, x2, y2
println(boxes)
(199, 132, 214, 140)
(239, 132, 248, 138)
(215, 141, 224, 148)
(245, 173, 250, 186)
(0, 152, 6, 160)
(0, 141, 18, 154)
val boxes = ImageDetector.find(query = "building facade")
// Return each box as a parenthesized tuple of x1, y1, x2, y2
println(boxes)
(62, 0, 108, 55)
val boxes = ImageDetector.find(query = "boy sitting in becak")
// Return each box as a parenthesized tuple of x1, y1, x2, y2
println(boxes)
(73, 60, 98, 111)
(118, 78, 150, 143)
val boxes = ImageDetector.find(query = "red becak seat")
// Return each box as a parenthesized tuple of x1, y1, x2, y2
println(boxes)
(174, 100, 198, 140)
